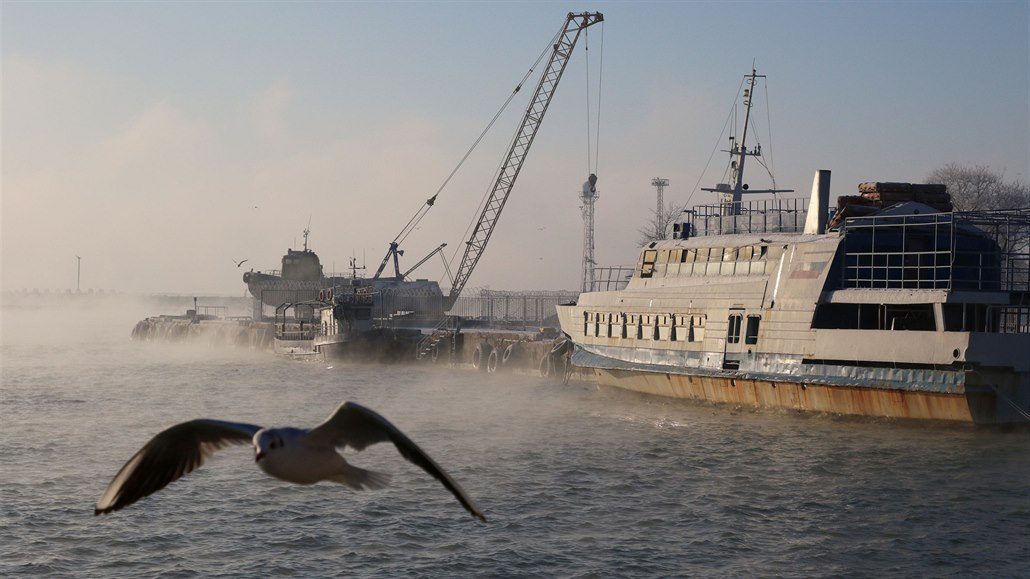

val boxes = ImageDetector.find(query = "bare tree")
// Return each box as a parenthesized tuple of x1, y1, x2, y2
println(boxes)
(926, 162, 1029, 211)
(636, 202, 684, 247)
(927, 163, 1030, 259)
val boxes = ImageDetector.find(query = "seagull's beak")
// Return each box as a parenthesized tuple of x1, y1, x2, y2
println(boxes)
(255, 450, 265, 462)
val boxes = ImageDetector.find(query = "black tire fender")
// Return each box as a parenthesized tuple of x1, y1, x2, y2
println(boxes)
(502, 343, 518, 366)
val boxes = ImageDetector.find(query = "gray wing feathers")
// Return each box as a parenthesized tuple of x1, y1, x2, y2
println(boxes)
(94, 419, 260, 515)
(305, 402, 486, 521)
(328, 464, 392, 491)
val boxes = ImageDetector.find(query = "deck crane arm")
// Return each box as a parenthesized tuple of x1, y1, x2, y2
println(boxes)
(444, 11, 603, 309)
(402, 242, 447, 279)
(372, 193, 439, 280)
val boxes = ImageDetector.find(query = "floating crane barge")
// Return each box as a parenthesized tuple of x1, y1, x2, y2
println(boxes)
(306, 12, 603, 363)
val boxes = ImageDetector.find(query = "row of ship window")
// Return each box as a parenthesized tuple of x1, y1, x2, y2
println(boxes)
(583, 312, 761, 345)
(639, 245, 781, 279)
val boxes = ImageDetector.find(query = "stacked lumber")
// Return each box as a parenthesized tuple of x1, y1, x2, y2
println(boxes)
(856, 182, 952, 211)
(827, 182, 953, 229)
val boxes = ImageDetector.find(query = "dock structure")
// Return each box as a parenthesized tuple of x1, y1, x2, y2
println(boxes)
(130, 289, 582, 379)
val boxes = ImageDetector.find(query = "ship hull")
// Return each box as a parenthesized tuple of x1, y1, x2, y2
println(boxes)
(573, 347, 1027, 425)
(244, 272, 351, 307)
(315, 328, 422, 363)
(273, 337, 322, 360)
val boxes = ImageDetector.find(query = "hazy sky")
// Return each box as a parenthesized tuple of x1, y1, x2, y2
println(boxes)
(3, 1, 1028, 295)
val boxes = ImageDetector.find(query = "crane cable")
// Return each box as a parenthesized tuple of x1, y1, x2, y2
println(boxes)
(392, 195, 434, 246)
(584, 22, 605, 176)
(399, 25, 564, 256)
(447, 23, 567, 267)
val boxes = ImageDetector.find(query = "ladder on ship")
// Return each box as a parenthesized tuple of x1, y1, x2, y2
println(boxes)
(415, 315, 463, 362)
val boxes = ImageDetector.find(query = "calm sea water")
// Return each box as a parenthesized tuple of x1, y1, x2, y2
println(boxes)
(2, 300, 1029, 577)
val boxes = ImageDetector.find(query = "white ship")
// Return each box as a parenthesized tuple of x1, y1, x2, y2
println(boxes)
(557, 69, 1029, 424)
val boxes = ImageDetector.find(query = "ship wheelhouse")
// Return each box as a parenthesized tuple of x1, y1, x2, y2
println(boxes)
(281, 249, 323, 282)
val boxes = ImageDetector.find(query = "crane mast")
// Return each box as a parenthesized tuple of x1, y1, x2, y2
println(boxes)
(445, 11, 603, 309)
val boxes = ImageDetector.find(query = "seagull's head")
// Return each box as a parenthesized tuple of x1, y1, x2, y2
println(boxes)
(253, 429, 285, 462)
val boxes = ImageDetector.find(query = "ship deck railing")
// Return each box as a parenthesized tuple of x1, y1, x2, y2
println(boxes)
(682, 197, 810, 238)
(994, 304, 1030, 334)
(251, 269, 362, 280)
(276, 330, 317, 341)
(196, 305, 228, 318)
(444, 290, 580, 326)
(838, 209, 1030, 293)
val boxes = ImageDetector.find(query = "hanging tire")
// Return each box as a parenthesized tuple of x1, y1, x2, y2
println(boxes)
(502, 343, 518, 368)
(486, 349, 500, 373)
(472, 343, 492, 371)
(539, 353, 552, 377)
(550, 338, 570, 356)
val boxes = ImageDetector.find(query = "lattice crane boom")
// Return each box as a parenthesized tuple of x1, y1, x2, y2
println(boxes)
(445, 12, 603, 308)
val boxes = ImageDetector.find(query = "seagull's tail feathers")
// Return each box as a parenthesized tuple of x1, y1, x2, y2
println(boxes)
(328, 464, 392, 491)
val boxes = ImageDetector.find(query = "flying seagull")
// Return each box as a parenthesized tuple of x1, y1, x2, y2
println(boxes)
(94, 401, 485, 521)
(233, 258, 249, 267)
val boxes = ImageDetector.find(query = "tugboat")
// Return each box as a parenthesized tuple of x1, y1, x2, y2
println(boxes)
(556, 68, 1030, 424)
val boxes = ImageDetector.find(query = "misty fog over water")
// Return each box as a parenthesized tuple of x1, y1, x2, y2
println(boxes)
(2, 300, 1028, 577)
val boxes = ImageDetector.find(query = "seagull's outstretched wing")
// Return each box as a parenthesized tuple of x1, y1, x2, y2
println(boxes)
(95, 419, 261, 515)
(304, 402, 485, 521)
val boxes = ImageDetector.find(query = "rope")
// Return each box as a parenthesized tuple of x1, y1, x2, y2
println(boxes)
(684, 76, 745, 207)
(991, 383, 1030, 422)
(763, 76, 776, 185)
(744, 76, 781, 193)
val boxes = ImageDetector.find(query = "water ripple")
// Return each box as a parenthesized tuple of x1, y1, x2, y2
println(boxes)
(2, 312, 1029, 577)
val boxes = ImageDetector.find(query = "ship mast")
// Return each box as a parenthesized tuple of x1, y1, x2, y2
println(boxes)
(703, 67, 792, 214)
(732, 68, 759, 200)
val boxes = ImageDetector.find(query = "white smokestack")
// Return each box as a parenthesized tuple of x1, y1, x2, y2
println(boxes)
(804, 170, 831, 234)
